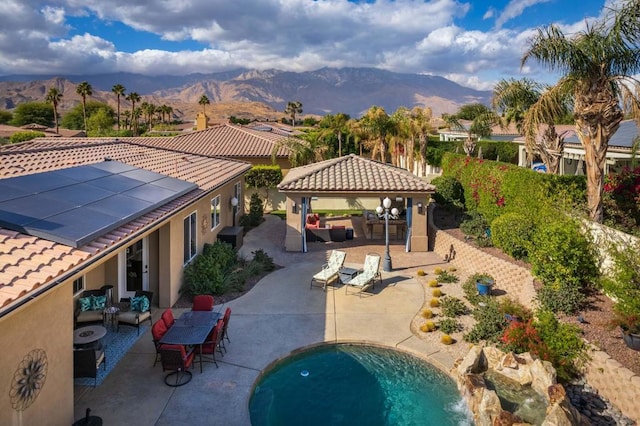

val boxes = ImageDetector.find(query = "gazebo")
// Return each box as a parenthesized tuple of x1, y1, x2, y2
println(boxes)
(277, 154, 436, 252)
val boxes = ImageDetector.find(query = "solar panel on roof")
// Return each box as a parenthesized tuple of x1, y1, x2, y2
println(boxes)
(0, 161, 197, 247)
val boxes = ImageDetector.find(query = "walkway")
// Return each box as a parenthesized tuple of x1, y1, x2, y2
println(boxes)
(74, 215, 454, 425)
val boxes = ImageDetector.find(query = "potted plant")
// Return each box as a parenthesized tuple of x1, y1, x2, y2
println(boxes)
(475, 273, 495, 296)
(610, 309, 640, 351)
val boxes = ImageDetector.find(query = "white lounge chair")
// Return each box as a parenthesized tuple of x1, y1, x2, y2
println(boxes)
(310, 250, 347, 291)
(344, 253, 382, 297)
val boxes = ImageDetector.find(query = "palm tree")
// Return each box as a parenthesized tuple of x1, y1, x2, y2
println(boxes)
(491, 78, 544, 133)
(443, 104, 498, 156)
(521, 0, 640, 222)
(359, 106, 394, 163)
(45, 87, 63, 134)
(112, 84, 126, 131)
(410, 107, 434, 176)
(284, 101, 303, 127)
(199, 95, 210, 115)
(126, 92, 141, 134)
(76, 81, 93, 132)
(318, 113, 350, 156)
(271, 136, 327, 167)
(390, 107, 411, 168)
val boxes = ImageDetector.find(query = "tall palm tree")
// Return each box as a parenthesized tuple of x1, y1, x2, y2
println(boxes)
(126, 92, 141, 134)
(521, 0, 640, 222)
(491, 78, 544, 133)
(45, 87, 63, 134)
(359, 106, 394, 163)
(199, 95, 210, 115)
(76, 81, 93, 132)
(390, 107, 411, 168)
(271, 135, 326, 167)
(284, 101, 303, 127)
(443, 104, 498, 156)
(112, 84, 126, 131)
(319, 113, 350, 157)
(410, 107, 434, 176)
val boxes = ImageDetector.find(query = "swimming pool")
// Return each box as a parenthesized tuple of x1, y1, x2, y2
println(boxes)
(249, 344, 472, 425)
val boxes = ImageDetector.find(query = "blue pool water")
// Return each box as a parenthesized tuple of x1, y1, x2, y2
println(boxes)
(249, 344, 472, 426)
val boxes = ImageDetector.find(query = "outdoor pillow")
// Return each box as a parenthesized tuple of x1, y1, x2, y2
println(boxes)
(91, 295, 107, 310)
(78, 297, 92, 312)
(130, 296, 150, 312)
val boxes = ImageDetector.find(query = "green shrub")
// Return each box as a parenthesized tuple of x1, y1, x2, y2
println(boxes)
(435, 269, 459, 283)
(440, 296, 468, 317)
(431, 176, 464, 208)
(438, 318, 462, 334)
(462, 273, 492, 306)
(601, 240, 640, 317)
(10, 131, 44, 144)
(464, 299, 508, 343)
(534, 310, 589, 382)
(498, 297, 532, 322)
(241, 193, 264, 227)
(491, 212, 535, 260)
(460, 211, 491, 240)
(252, 249, 276, 271)
(182, 241, 238, 295)
(529, 218, 598, 314)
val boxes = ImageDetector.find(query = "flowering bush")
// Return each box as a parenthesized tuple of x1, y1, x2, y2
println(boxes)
(603, 166, 640, 235)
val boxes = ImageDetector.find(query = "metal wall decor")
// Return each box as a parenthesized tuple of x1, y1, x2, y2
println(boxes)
(10, 349, 48, 412)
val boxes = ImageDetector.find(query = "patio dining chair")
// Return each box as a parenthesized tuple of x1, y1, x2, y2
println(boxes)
(310, 249, 347, 291)
(159, 344, 195, 387)
(344, 253, 382, 297)
(219, 307, 231, 353)
(198, 321, 224, 367)
(151, 320, 169, 367)
(161, 308, 175, 328)
(192, 295, 215, 311)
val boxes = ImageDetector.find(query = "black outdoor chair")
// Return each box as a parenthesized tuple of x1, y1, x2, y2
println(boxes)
(73, 347, 106, 387)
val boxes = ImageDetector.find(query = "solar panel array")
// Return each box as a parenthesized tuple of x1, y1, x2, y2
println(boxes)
(0, 161, 198, 247)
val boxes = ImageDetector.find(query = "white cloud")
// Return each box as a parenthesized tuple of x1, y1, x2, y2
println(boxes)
(494, 0, 552, 29)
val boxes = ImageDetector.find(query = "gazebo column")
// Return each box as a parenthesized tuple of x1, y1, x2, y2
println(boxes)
(410, 197, 429, 251)
(284, 195, 304, 252)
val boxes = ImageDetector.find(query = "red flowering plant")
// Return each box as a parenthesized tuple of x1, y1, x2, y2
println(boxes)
(500, 319, 552, 362)
(603, 166, 640, 235)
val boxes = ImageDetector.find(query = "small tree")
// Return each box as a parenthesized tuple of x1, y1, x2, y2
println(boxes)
(244, 165, 283, 210)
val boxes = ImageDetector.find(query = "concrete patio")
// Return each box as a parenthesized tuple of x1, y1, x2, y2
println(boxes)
(74, 215, 455, 425)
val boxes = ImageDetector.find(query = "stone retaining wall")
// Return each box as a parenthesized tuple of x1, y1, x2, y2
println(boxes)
(429, 205, 640, 422)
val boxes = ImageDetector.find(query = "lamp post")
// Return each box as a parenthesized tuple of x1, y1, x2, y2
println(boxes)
(376, 197, 398, 272)
(231, 196, 239, 227)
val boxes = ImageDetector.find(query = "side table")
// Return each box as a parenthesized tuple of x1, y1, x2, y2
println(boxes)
(103, 306, 120, 330)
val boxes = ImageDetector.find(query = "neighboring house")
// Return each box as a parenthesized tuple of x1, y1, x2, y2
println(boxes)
(437, 121, 520, 142)
(0, 137, 251, 425)
(134, 122, 296, 174)
(514, 120, 638, 175)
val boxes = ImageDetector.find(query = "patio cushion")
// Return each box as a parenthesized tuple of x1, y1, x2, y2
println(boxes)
(130, 296, 150, 312)
(91, 295, 106, 310)
(79, 297, 92, 312)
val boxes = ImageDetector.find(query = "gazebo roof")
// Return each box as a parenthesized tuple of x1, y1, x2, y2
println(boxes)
(278, 154, 435, 194)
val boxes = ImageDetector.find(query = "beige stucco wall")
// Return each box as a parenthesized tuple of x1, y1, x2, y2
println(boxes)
(0, 281, 74, 426)
(159, 178, 244, 308)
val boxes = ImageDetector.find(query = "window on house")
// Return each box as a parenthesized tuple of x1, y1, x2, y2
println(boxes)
(211, 196, 221, 230)
(183, 211, 197, 264)
(72, 276, 85, 295)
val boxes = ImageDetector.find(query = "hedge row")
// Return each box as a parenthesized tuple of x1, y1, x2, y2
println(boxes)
(438, 152, 596, 314)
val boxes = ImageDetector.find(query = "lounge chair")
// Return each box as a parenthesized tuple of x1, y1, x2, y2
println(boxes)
(310, 250, 347, 291)
(344, 253, 382, 297)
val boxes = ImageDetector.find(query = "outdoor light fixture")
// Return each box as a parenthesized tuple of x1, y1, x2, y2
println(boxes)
(417, 202, 424, 214)
(380, 196, 394, 272)
(230, 196, 239, 226)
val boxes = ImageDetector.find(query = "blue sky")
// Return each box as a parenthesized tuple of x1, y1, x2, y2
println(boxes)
(0, 0, 615, 90)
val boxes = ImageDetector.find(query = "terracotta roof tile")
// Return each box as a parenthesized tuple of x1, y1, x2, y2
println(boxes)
(0, 137, 251, 312)
(278, 154, 436, 194)
(133, 123, 294, 158)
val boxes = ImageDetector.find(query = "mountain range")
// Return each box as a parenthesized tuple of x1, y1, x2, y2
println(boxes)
(0, 67, 491, 120)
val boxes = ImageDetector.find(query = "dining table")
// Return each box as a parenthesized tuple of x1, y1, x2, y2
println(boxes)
(159, 310, 222, 372)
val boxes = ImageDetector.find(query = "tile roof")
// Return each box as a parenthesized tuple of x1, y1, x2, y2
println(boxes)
(133, 123, 294, 158)
(278, 154, 435, 194)
(0, 137, 251, 313)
